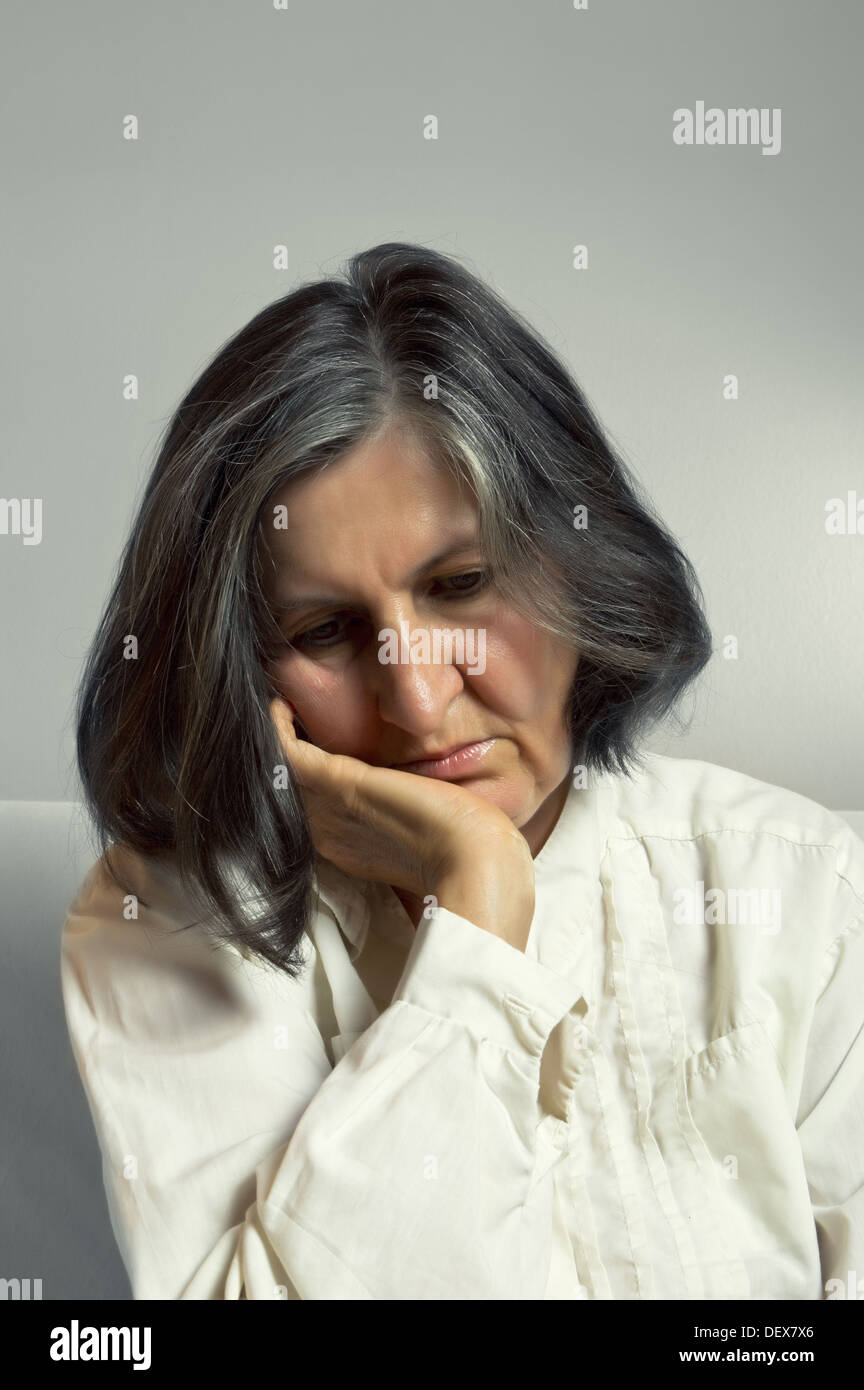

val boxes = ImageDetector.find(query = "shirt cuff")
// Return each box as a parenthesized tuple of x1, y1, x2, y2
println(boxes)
(391, 904, 585, 1059)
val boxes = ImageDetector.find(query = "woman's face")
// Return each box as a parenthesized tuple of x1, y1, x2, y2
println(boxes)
(259, 423, 579, 856)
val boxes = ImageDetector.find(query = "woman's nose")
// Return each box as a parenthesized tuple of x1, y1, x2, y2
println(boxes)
(369, 608, 473, 730)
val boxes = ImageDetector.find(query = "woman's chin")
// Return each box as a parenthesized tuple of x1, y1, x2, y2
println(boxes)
(450, 774, 524, 819)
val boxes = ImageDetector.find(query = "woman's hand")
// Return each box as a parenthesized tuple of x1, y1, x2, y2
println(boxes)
(270, 696, 535, 949)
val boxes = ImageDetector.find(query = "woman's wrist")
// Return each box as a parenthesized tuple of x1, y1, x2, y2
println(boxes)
(431, 847, 536, 952)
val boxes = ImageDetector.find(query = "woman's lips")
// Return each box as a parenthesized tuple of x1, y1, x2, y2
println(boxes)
(394, 739, 497, 780)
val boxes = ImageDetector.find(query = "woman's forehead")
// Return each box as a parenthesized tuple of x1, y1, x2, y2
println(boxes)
(270, 429, 467, 513)
(260, 438, 480, 582)
(263, 517, 485, 608)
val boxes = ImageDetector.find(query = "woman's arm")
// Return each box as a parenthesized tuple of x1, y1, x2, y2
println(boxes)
(60, 695, 584, 1299)
(60, 849, 583, 1300)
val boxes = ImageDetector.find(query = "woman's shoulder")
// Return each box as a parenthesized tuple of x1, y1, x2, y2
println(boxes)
(602, 752, 864, 911)
(61, 841, 263, 981)
(60, 841, 335, 1098)
(61, 840, 330, 1034)
(62, 839, 348, 991)
(607, 750, 861, 846)
(65, 840, 203, 933)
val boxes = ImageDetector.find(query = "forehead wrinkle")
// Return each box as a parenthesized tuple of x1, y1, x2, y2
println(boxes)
(270, 512, 482, 613)
(263, 440, 480, 609)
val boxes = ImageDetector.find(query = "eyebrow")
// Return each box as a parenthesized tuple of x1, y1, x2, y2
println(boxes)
(271, 533, 483, 616)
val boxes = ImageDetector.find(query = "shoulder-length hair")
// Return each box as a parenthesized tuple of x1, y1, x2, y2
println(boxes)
(75, 241, 713, 976)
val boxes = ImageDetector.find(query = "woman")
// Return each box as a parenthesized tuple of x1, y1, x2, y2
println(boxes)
(61, 242, 864, 1301)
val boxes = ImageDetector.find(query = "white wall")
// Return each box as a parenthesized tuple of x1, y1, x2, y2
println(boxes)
(1, 0, 861, 809)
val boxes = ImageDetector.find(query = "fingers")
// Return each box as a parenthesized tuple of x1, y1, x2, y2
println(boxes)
(269, 696, 338, 791)
(270, 695, 297, 744)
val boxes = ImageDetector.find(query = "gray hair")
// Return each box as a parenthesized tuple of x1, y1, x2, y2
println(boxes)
(75, 242, 712, 975)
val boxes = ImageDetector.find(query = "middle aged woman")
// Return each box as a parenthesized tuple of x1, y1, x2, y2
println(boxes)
(61, 242, 864, 1301)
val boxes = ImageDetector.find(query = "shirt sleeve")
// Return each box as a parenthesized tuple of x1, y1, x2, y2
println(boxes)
(794, 833, 864, 1300)
(60, 858, 584, 1301)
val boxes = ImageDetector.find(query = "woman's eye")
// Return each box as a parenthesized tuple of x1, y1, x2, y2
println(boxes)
(435, 569, 490, 596)
(280, 571, 491, 652)
(292, 615, 352, 649)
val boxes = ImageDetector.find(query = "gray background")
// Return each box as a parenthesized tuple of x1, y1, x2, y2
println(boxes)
(1, 0, 861, 1299)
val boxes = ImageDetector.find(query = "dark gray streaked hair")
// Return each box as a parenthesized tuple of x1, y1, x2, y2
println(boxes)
(74, 241, 713, 976)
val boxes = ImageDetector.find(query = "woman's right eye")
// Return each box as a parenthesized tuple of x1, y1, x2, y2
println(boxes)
(291, 615, 354, 649)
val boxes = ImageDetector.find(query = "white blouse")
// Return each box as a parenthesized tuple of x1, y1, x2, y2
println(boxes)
(60, 753, 864, 1300)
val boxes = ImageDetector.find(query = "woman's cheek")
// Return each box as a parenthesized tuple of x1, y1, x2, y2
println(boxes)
(472, 620, 553, 719)
(269, 652, 368, 751)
